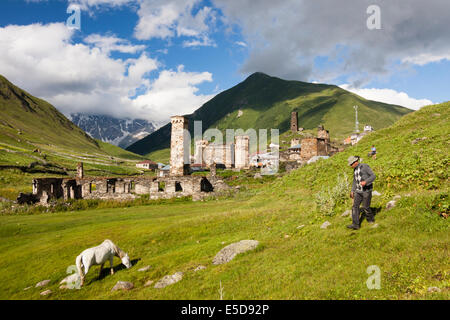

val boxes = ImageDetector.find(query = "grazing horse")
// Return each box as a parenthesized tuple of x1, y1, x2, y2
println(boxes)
(75, 239, 131, 286)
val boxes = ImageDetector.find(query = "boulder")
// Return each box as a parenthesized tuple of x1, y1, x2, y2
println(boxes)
(212, 240, 259, 265)
(111, 281, 134, 291)
(411, 137, 428, 144)
(341, 210, 351, 217)
(138, 265, 151, 272)
(144, 280, 154, 287)
(386, 201, 396, 210)
(254, 173, 262, 179)
(296, 225, 305, 229)
(154, 272, 184, 289)
(372, 190, 382, 196)
(427, 286, 441, 293)
(320, 221, 331, 229)
(194, 265, 206, 272)
(60, 273, 80, 285)
(40, 290, 52, 296)
(393, 195, 401, 200)
(35, 279, 51, 288)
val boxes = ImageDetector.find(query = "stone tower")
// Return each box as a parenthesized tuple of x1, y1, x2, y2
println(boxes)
(235, 135, 249, 169)
(291, 112, 298, 132)
(194, 139, 209, 165)
(317, 125, 330, 142)
(77, 162, 84, 179)
(170, 116, 190, 176)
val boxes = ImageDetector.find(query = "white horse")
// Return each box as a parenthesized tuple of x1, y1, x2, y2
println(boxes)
(76, 239, 131, 286)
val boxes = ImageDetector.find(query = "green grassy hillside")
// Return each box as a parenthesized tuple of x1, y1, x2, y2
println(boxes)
(0, 75, 150, 200)
(127, 72, 412, 160)
(0, 102, 447, 300)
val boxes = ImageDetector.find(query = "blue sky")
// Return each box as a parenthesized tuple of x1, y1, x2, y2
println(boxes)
(0, 0, 449, 122)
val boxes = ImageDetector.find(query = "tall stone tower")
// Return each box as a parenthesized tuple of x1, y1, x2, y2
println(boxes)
(194, 139, 209, 165)
(235, 135, 249, 170)
(77, 162, 84, 179)
(170, 116, 190, 176)
(291, 111, 298, 132)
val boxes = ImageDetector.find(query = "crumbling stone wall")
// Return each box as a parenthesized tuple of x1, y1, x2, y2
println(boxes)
(300, 138, 329, 160)
(317, 125, 330, 142)
(26, 175, 223, 204)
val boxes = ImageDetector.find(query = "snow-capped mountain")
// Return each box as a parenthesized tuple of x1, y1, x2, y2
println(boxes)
(69, 113, 163, 149)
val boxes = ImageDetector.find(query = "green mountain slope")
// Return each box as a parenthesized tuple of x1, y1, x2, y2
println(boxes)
(127, 72, 413, 158)
(0, 75, 149, 199)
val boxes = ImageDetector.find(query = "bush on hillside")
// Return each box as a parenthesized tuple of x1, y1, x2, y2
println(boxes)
(314, 173, 349, 216)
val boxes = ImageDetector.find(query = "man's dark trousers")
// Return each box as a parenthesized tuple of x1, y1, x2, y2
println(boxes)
(352, 191, 374, 226)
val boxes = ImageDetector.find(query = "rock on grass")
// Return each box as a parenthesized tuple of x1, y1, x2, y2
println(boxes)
(111, 281, 134, 291)
(386, 201, 396, 210)
(320, 221, 331, 229)
(36, 280, 51, 288)
(212, 240, 259, 265)
(341, 210, 351, 217)
(40, 290, 52, 296)
(154, 272, 184, 289)
(138, 265, 151, 272)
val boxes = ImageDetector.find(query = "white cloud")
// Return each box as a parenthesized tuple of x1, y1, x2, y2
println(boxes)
(84, 34, 146, 54)
(131, 65, 215, 121)
(213, 0, 450, 85)
(339, 84, 433, 110)
(134, 0, 216, 46)
(0, 23, 214, 122)
(235, 41, 247, 47)
(68, 0, 134, 10)
(402, 53, 450, 66)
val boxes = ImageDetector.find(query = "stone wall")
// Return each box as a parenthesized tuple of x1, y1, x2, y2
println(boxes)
(27, 174, 224, 204)
(300, 138, 330, 160)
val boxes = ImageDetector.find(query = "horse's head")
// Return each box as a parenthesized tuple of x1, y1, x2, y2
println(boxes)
(121, 253, 132, 269)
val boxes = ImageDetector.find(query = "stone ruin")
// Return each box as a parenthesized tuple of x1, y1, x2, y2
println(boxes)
(18, 174, 229, 205)
(17, 115, 230, 205)
(299, 125, 338, 160)
(193, 135, 249, 170)
(280, 124, 339, 167)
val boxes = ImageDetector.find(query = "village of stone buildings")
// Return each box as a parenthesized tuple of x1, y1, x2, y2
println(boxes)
(19, 110, 374, 206)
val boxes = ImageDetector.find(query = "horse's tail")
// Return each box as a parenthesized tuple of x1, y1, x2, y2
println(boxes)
(75, 254, 85, 285)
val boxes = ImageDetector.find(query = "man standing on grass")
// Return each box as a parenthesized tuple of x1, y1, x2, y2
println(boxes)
(347, 156, 376, 230)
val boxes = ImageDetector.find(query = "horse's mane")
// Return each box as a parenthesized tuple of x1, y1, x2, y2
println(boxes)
(106, 239, 126, 259)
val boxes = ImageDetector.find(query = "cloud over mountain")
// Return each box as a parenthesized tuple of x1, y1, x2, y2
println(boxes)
(0, 22, 214, 122)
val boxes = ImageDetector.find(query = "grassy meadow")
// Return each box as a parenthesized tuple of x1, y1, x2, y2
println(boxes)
(0, 102, 448, 300)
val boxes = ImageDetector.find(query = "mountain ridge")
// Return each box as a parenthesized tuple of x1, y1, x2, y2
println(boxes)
(126, 72, 412, 157)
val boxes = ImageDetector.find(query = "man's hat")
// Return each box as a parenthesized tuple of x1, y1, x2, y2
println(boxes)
(347, 156, 359, 166)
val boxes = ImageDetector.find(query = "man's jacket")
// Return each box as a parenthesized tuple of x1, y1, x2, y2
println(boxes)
(351, 163, 376, 193)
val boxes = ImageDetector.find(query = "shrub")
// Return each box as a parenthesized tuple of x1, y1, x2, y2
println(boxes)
(315, 173, 349, 216)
